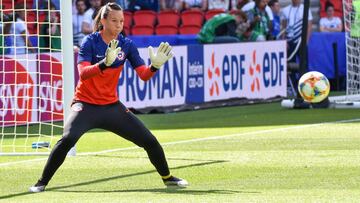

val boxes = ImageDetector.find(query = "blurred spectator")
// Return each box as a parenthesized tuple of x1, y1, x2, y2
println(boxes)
(160, 0, 184, 11)
(128, 0, 159, 12)
(319, 1, 343, 32)
(7, 4, 35, 55)
(32, 0, 60, 9)
(238, 0, 250, 9)
(198, 11, 249, 43)
(245, 0, 271, 41)
(241, 0, 274, 21)
(82, 0, 102, 35)
(269, 0, 281, 38)
(39, 2, 61, 52)
(281, 0, 313, 45)
(73, 0, 87, 47)
(206, 0, 231, 11)
(184, 0, 207, 11)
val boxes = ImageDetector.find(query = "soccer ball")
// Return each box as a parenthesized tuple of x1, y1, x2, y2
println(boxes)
(298, 71, 330, 103)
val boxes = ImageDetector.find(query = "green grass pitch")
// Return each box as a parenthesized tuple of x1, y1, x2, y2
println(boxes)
(1, 102, 360, 202)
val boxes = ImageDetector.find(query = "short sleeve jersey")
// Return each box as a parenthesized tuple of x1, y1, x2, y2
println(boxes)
(75, 32, 145, 105)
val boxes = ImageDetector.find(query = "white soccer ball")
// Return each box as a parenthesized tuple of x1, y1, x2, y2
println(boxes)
(298, 71, 330, 103)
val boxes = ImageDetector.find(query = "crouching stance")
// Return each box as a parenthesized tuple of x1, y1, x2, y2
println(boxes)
(29, 3, 188, 193)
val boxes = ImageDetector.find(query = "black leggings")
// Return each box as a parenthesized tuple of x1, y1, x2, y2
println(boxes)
(39, 101, 170, 185)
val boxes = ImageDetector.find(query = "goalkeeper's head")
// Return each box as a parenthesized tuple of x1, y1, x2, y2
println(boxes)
(93, 2, 124, 36)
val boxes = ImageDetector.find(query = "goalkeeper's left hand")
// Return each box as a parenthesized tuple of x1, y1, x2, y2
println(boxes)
(148, 42, 173, 69)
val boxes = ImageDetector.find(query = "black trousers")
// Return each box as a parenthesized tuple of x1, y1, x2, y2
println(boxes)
(39, 101, 170, 185)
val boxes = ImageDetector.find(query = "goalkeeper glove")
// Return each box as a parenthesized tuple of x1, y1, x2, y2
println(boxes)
(99, 39, 122, 70)
(148, 42, 173, 70)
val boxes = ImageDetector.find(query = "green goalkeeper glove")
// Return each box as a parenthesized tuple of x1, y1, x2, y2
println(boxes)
(148, 42, 173, 69)
(99, 39, 122, 70)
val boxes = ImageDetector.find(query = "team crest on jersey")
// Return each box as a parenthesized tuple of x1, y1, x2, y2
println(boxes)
(117, 51, 125, 61)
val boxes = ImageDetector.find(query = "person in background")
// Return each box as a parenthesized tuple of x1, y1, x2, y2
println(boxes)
(73, 0, 87, 47)
(127, 0, 159, 12)
(319, 1, 343, 32)
(245, 0, 271, 41)
(281, 0, 313, 61)
(241, 0, 274, 23)
(82, 0, 103, 35)
(183, 0, 207, 11)
(160, 0, 184, 11)
(198, 10, 249, 43)
(39, 2, 61, 52)
(269, 0, 281, 39)
(8, 4, 35, 55)
(205, 0, 231, 11)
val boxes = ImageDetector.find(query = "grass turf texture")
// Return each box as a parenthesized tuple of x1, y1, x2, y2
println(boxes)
(1, 102, 360, 202)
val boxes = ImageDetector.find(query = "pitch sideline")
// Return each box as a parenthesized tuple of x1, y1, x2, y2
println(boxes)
(1, 118, 359, 167)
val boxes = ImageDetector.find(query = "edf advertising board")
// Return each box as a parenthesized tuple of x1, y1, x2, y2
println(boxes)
(119, 41, 287, 108)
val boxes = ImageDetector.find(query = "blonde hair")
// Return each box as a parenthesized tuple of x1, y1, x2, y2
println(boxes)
(93, 2, 122, 32)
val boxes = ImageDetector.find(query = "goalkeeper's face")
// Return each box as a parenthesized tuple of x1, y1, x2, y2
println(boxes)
(101, 10, 124, 36)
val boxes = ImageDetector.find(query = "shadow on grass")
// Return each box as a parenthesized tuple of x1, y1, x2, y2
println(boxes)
(0, 159, 249, 200)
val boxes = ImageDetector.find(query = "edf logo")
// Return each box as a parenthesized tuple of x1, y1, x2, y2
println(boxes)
(222, 53, 246, 92)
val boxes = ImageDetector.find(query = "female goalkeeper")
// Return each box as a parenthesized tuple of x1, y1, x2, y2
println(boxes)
(29, 2, 188, 193)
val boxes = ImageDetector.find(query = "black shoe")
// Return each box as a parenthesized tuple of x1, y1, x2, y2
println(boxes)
(163, 176, 188, 188)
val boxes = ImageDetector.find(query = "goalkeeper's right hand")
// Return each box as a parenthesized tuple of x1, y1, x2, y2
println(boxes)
(99, 39, 121, 70)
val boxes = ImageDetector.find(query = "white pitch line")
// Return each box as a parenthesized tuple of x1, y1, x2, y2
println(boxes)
(1, 118, 360, 167)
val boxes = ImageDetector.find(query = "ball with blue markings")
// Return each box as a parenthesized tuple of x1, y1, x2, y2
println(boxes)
(298, 71, 330, 103)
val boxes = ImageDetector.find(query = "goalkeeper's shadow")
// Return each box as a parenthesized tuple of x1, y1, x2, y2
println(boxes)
(46, 159, 229, 193)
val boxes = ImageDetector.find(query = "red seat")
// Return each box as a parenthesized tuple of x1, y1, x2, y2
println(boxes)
(157, 10, 180, 26)
(123, 26, 130, 36)
(205, 9, 225, 20)
(133, 10, 157, 26)
(131, 25, 154, 35)
(155, 25, 178, 35)
(319, 0, 343, 18)
(123, 11, 133, 29)
(179, 24, 201, 34)
(181, 10, 204, 26)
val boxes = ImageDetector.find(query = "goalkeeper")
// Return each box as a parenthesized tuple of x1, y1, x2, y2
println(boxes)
(29, 2, 188, 193)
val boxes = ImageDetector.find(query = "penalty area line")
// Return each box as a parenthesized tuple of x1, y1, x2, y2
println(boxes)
(1, 118, 359, 167)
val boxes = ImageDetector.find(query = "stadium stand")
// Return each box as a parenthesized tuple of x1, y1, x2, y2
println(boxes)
(133, 10, 157, 26)
(131, 25, 154, 35)
(155, 25, 178, 35)
(205, 9, 225, 20)
(179, 24, 202, 34)
(157, 10, 180, 26)
(180, 10, 204, 26)
(319, 0, 343, 18)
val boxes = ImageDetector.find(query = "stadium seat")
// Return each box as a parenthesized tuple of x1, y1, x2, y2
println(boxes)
(205, 9, 225, 20)
(181, 10, 204, 26)
(155, 25, 178, 35)
(131, 25, 154, 35)
(319, 0, 343, 18)
(123, 26, 130, 36)
(133, 10, 157, 26)
(157, 10, 180, 26)
(179, 24, 201, 34)
(123, 11, 133, 29)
